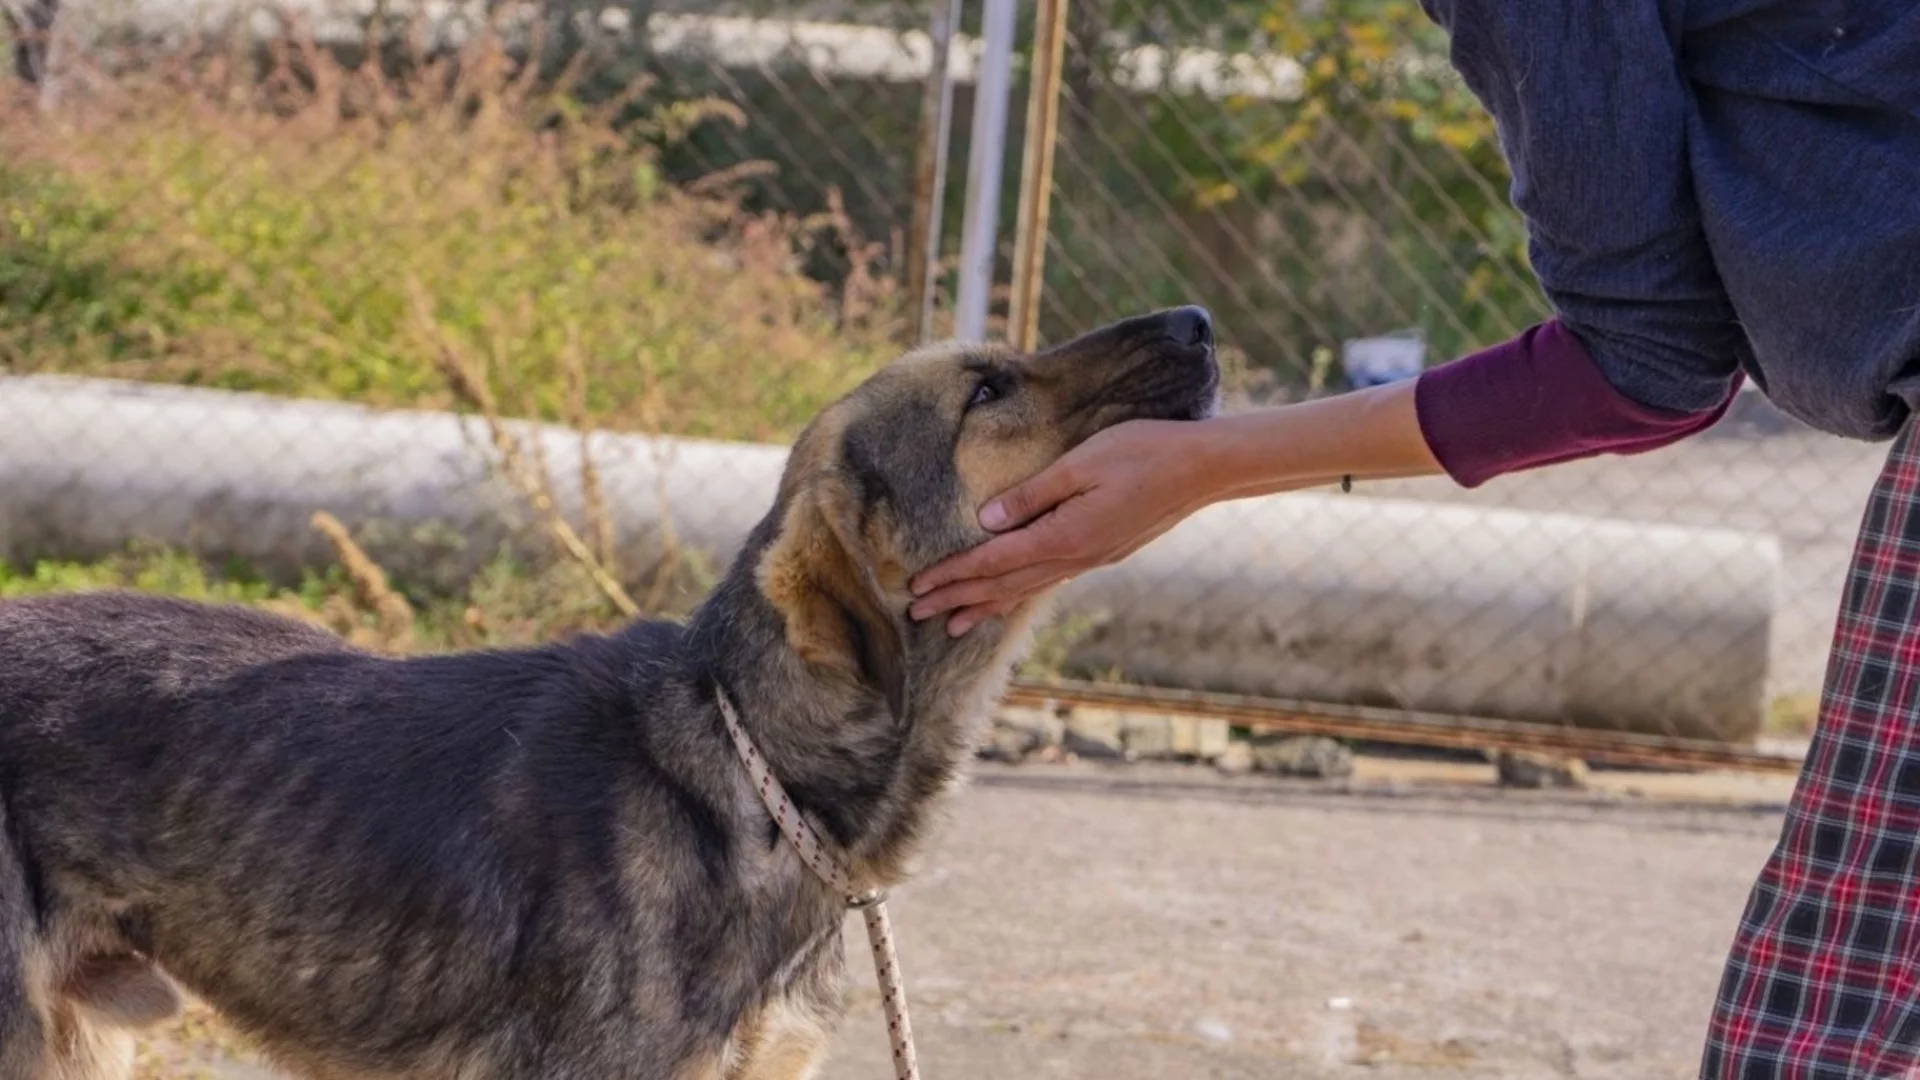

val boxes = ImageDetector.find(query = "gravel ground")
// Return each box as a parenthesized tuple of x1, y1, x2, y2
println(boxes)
(135, 759, 1797, 1080)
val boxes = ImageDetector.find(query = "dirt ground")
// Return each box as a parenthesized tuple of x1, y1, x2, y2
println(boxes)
(132, 755, 1798, 1080)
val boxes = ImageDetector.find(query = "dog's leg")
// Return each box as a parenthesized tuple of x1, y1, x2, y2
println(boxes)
(61, 955, 181, 1030)
(730, 1037, 828, 1080)
(32, 958, 172, 1080)
(0, 948, 160, 1080)
(725, 1000, 833, 1080)
(41, 1002, 135, 1080)
(0, 806, 52, 1080)
(0, 966, 49, 1080)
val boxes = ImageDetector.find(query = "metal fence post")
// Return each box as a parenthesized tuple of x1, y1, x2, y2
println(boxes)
(953, 0, 1016, 343)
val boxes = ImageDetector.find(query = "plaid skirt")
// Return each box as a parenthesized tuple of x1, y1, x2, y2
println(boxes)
(1702, 420, 1920, 1078)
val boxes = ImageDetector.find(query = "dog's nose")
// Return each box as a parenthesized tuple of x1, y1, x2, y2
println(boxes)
(1165, 305, 1213, 349)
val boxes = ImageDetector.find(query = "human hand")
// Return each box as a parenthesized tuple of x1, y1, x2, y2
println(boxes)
(908, 419, 1218, 636)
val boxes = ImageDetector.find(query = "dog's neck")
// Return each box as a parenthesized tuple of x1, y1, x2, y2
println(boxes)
(684, 551, 1038, 890)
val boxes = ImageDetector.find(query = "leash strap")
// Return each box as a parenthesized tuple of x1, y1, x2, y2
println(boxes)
(716, 689, 922, 1080)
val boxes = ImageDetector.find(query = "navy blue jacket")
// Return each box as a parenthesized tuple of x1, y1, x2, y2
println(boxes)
(1421, 0, 1920, 439)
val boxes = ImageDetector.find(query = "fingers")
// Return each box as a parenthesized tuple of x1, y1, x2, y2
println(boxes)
(977, 458, 1085, 532)
(910, 513, 1076, 599)
(910, 554, 1073, 622)
(942, 600, 1013, 639)
(926, 562, 1077, 636)
(911, 449, 1099, 598)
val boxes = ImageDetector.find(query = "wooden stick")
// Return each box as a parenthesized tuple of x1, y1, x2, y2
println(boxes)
(1007, 0, 1070, 352)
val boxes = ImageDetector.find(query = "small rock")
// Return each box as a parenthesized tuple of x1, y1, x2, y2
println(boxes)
(1495, 750, 1589, 790)
(980, 706, 1066, 763)
(988, 711, 1054, 760)
(978, 726, 1036, 763)
(1193, 1018, 1234, 1043)
(1251, 735, 1355, 779)
(1120, 714, 1175, 759)
(1213, 741, 1255, 777)
(1062, 707, 1127, 760)
(1171, 717, 1232, 760)
(1326, 996, 1354, 1011)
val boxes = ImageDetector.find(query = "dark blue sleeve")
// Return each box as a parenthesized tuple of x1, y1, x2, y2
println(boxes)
(1421, 0, 1750, 413)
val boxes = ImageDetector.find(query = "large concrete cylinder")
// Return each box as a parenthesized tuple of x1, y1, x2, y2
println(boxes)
(1054, 496, 1780, 742)
(0, 376, 1780, 742)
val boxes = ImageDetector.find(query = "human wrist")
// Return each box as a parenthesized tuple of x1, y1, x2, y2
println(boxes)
(1183, 410, 1293, 502)
(1187, 378, 1440, 501)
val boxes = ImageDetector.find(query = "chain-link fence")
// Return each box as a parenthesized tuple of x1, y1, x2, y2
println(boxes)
(0, 0, 1880, 760)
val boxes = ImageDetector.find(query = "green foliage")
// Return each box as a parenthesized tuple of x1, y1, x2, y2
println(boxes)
(1230, 0, 1495, 193)
(0, 41, 903, 441)
(1038, 0, 1549, 378)
(0, 546, 305, 606)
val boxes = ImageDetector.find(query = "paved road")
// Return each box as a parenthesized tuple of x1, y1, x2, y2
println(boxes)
(140, 761, 1794, 1080)
(819, 763, 1788, 1080)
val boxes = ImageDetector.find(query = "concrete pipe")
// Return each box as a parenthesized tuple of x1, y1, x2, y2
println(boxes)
(1053, 495, 1781, 743)
(0, 376, 1781, 742)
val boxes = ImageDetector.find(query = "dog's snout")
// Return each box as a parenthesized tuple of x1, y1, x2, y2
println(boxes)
(1165, 306, 1213, 349)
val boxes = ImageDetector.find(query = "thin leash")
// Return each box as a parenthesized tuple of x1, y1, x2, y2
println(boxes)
(714, 688, 920, 1080)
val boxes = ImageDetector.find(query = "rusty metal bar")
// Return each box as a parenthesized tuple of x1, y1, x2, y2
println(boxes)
(906, 0, 961, 345)
(1004, 678, 1806, 775)
(1007, 0, 1069, 352)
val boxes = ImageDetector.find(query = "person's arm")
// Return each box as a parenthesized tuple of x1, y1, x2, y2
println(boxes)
(908, 318, 1735, 635)
(911, 1, 1756, 635)
(904, 378, 1437, 636)
(1416, 319, 1741, 487)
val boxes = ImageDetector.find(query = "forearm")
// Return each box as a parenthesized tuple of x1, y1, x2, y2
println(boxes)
(1193, 378, 1441, 503)
(1188, 318, 1739, 505)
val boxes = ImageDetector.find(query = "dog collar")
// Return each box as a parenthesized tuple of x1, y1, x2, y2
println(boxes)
(714, 686, 921, 1080)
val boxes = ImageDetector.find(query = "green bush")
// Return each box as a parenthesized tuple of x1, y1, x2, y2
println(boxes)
(0, 546, 296, 605)
(0, 40, 903, 442)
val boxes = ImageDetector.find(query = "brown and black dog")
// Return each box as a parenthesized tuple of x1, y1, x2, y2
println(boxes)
(0, 307, 1218, 1079)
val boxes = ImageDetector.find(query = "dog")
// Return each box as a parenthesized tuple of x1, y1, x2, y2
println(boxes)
(0, 306, 1218, 1079)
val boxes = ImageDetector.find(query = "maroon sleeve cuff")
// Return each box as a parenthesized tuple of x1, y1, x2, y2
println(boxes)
(1414, 319, 1741, 489)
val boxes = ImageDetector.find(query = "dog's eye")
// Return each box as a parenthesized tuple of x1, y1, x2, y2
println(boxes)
(968, 380, 1001, 409)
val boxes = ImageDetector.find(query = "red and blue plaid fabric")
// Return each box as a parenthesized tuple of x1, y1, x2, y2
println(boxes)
(1702, 422, 1920, 1078)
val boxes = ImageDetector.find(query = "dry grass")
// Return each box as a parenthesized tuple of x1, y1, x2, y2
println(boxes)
(0, 29, 902, 441)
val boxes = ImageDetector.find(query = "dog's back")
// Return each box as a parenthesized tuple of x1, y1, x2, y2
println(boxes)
(0, 590, 352, 726)
(0, 591, 362, 921)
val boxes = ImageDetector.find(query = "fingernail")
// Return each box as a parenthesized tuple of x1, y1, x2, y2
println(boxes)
(909, 603, 929, 621)
(947, 615, 973, 638)
(978, 501, 1008, 531)
(909, 578, 931, 597)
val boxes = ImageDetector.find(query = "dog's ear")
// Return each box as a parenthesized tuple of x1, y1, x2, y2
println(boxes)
(757, 468, 910, 722)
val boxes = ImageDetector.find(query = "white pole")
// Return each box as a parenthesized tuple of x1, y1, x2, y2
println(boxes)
(953, 0, 1016, 343)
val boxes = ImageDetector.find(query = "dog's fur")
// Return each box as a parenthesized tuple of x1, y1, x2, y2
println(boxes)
(0, 308, 1217, 1080)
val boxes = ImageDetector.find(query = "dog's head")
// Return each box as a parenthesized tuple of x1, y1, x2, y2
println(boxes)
(754, 306, 1218, 720)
